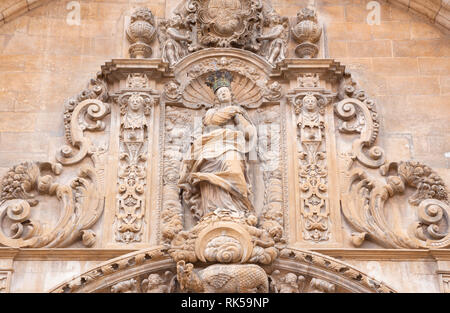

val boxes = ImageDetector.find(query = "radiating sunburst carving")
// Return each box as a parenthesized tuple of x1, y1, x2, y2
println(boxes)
(182, 72, 263, 108)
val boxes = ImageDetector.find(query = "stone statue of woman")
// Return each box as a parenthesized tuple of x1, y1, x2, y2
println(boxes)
(178, 71, 257, 220)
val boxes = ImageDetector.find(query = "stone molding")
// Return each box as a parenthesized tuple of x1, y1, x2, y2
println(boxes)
(2, 247, 449, 261)
(46, 246, 398, 293)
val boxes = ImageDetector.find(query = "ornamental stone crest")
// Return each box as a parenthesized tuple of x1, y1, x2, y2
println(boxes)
(0, 1, 447, 294)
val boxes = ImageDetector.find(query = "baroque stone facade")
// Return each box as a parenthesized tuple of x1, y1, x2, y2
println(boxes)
(0, 0, 449, 293)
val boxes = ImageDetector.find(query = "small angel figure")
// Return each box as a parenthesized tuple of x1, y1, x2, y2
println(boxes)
(141, 271, 174, 293)
(258, 12, 288, 65)
(159, 15, 191, 66)
(269, 270, 305, 293)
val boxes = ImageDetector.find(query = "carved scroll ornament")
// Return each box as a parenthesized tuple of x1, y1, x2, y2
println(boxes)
(333, 76, 449, 248)
(335, 83, 384, 169)
(57, 78, 110, 165)
(0, 162, 102, 248)
(343, 161, 450, 249)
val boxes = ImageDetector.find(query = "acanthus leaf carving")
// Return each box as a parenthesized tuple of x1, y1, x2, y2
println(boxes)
(342, 160, 450, 249)
(0, 162, 102, 248)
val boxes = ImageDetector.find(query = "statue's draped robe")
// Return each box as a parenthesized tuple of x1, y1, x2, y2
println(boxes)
(179, 105, 255, 218)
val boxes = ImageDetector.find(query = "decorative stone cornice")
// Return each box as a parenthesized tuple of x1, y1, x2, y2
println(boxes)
(0, 248, 135, 261)
(2, 247, 449, 262)
(276, 58, 346, 84)
(98, 59, 169, 83)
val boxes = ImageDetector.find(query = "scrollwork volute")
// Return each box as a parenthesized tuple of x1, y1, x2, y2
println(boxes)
(57, 79, 110, 166)
(335, 82, 384, 169)
(0, 162, 102, 248)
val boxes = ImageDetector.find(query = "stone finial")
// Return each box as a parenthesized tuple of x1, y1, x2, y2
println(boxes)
(291, 5, 322, 58)
(126, 8, 156, 58)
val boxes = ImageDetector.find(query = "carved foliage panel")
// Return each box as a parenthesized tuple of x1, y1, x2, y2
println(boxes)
(285, 75, 342, 247)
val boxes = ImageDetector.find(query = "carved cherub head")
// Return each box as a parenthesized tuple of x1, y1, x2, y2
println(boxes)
(245, 214, 257, 226)
(302, 94, 318, 112)
(129, 94, 145, 112)
(120, 93, 153, 115)
(266, 11, 281, 26)
(284, 273, 298, 285)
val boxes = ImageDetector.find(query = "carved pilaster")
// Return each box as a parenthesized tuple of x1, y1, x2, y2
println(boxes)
(288, 84, 335, 243)
(113, 89, 155, 243)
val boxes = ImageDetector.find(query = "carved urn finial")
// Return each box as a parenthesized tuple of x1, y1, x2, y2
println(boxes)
(291, 5, 322, 58)
(126, 8, 156, 58)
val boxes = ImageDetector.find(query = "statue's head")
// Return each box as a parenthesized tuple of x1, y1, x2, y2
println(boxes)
(303, 94, 318, 112)
(129, 94, 145, 112)
(205, 70, 233, 104)
(215, 86, 232, 103)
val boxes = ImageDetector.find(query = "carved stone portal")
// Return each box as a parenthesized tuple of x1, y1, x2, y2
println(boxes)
(0, 2, 447, 294)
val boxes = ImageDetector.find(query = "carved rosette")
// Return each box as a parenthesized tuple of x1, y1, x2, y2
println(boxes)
(127, 8, 157, 58)
(291, 6, 322, 58)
